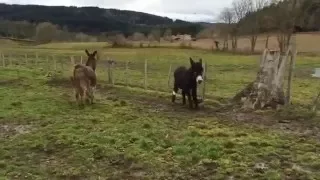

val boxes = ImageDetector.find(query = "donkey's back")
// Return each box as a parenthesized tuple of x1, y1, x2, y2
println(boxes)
(173, 66, 189, 89)
(71, 64, 96, 106)
(73, 64, 96, 87)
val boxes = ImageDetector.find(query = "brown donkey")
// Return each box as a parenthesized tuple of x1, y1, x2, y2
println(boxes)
(70, 49, 97, 106)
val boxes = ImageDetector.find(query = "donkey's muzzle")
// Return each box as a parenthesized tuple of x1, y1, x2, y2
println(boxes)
(196, 75, 203, 84)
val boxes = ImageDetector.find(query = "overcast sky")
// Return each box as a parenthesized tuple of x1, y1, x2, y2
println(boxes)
(0, 0, 233, 22)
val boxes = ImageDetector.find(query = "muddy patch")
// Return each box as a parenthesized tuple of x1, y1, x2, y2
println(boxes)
(0, 79, 23, 86)
(50, 77, 320, 142)
(106, 154, 151, 179)
(0, 124, 33, 138)
(101, 87, 320, 142)
(46, 77, 72, 88)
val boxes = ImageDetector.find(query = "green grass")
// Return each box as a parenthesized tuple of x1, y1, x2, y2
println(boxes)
(2, 47, 319, 105)
(1, 45, 320, 179)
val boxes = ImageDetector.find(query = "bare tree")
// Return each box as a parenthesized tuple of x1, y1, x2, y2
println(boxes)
(163, 28, 172, 41)
(271, 0, 303, 53)
(132, 32, 146, 41)
(147, 33, 155, 46)
(150, 29, 161, 43)
(260, 15, 275, 48)
(218, 7, 235, 51)
(107, 33, 128, 47)
(240, 0, 271, 53)
(231, 0, 254, 51)
(35, 22, 58, 43)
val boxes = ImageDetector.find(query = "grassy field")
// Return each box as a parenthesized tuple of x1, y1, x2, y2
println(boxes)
(1, 42, 320, 179)
(116, 32, 320, 55)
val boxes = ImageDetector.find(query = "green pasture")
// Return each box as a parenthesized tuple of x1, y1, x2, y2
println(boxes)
(1, 41, 320, 179)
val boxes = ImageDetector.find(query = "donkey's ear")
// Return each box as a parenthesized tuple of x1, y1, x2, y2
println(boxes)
(189, 57, 194, 65)
(199, 58, 202, 64)
(85, 49, 90, 56)
(92, 51, 97, 57)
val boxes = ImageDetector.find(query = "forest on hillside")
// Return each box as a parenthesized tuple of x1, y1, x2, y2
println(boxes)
(0, 3, 203, 38)
(213, 0, 320, 53)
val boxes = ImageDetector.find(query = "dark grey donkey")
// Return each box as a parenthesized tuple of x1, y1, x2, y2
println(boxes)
(171, 57, 204, 109)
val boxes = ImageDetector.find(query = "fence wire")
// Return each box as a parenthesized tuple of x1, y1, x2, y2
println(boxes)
(0, 51, 319, 104)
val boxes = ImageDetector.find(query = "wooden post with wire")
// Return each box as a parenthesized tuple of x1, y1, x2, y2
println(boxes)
(60, 57, 64, 70)
(144, 59, 148, 90)
(125, 60, 129, 87)
(1, 53, 4, 67)
(107, 59, 112, 84)
(25, 54, 28, 66)
(202, 62, 207, 102)
(47, 55, 50, 71)
(70, 56, 75, 66)
(35, 53, 39, 66)
(111, 61, 115, 86)
(53, 55, 57, 71)
(9, 54, 12, 66)
(286, 34, 297, 106)
(167, 64, 172, 89)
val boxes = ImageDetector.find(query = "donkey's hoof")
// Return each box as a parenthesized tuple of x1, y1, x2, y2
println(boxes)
(78, 104, 85, 109)
(171, 96, 176, 103)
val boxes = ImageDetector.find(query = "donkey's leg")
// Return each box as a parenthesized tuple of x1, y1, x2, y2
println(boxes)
(192, 88, 198, 109)
(85, 90, 90, 104)
(88, 80, 95, 104)
(79, 87, 85, 106)
(172, 82, 179, 103)
(182, 90, 186, 105)
(75, 90, 80, 106)
(186, 90, 193, 109)
(84, 83, 90, 105)
(86, 87, 94, 104)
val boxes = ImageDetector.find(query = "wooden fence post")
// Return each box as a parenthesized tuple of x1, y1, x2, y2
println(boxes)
(9, 54, 12, 66)
(80, 56, 83, 64)
(53, 55, 57, 71)
(47, 56, 50, 70)
(167, 64, 172, 89)
(125, 61, 129, 87)
(61, 58, 64, 70)
(70, 56, 75, 66)
(107, 60, 112, 84)
(144, 59, 148, 90)
(1, 53, 4, 67)
(286, 46, 297, 106)
(25, 54, 28, 65)
(112, 62, 115, 86)
(35, 53, 38, 66)
(312, 90, 320, 113)
(16, 59, 20, 77)
(202, 62, 207, 101)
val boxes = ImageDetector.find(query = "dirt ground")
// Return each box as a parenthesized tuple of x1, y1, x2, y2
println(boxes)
(47, 77, 320, 143)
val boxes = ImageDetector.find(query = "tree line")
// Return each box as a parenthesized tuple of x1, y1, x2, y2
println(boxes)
(215, 0, 320, 53)
(0, 19, 177, 45)
(0, 3, 203, 38)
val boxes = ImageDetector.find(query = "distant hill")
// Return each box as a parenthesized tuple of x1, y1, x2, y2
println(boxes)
(0, 3, 204, 36)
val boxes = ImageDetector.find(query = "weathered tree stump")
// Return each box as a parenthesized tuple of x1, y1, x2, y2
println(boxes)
(233, 48, 291, 110)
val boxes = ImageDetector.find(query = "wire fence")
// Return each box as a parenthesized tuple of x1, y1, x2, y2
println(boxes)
(0, 51, 318, 104)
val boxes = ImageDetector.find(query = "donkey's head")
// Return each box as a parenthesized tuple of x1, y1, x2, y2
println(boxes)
(85, 49, 97, 71)
(189, 57, 203, 84)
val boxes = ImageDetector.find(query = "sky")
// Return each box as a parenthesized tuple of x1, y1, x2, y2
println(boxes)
(0, 0, 233, 22)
